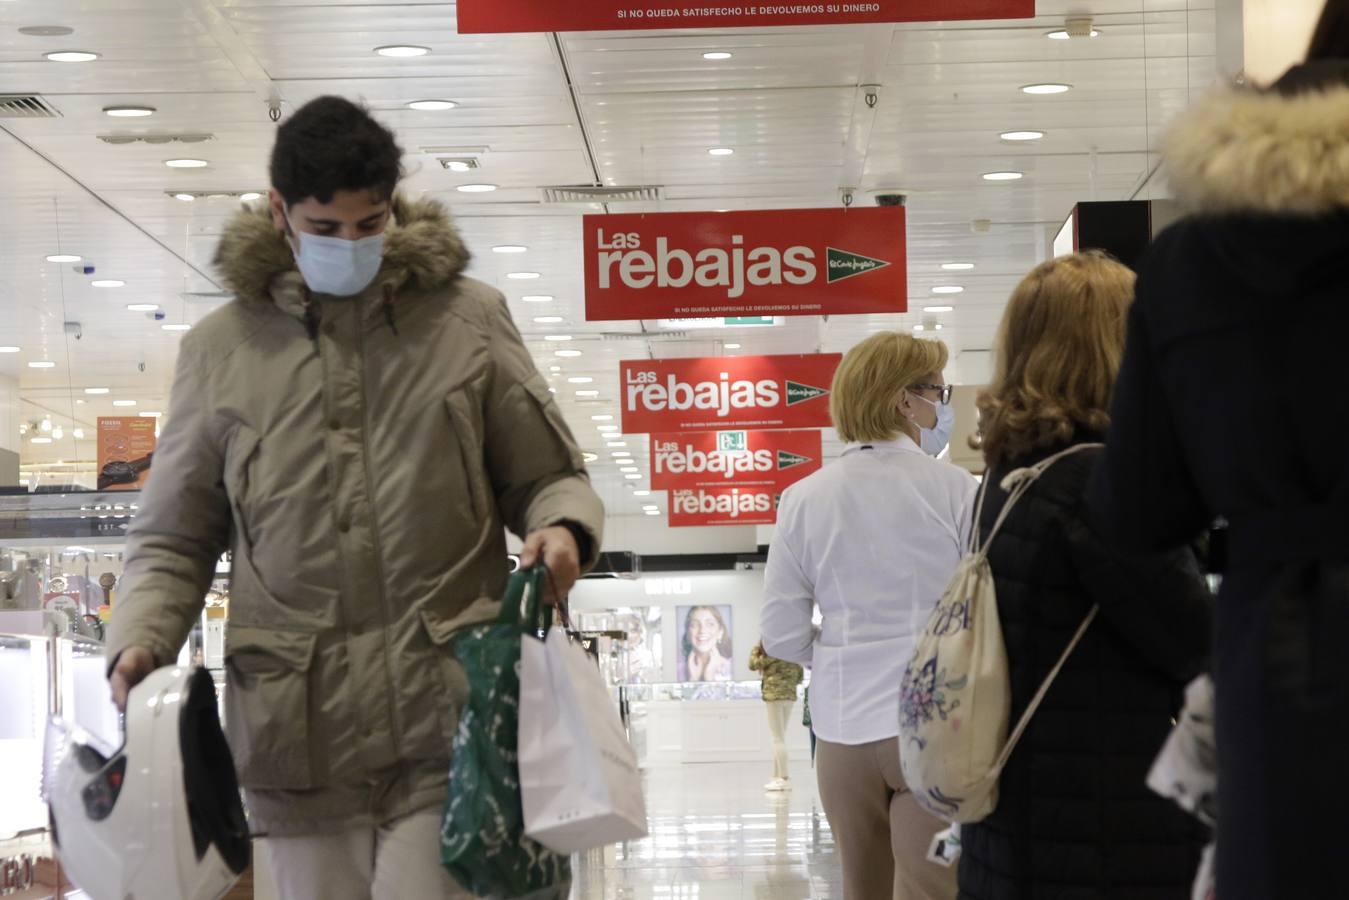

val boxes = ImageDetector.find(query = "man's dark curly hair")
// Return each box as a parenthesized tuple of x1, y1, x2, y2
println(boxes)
(270, 96, 404, 206)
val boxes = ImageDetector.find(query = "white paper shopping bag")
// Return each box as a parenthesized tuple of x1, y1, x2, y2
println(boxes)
(519, 626, 648, 854)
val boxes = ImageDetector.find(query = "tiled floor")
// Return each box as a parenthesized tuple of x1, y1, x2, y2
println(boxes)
(572, 762, 842, 899)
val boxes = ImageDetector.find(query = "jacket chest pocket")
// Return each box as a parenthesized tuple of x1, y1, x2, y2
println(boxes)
(445, 385, 491, 522)
(222, 423, 261, 553)
(224, 626, 318, 790)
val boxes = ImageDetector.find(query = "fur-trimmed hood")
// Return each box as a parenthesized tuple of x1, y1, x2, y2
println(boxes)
(1165, 64, 1349, 216)
(213, 194, 470, 305)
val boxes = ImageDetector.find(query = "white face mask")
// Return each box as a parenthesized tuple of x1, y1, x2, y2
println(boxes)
(286, 213, 386, 297)
(910, 392, 956, 457)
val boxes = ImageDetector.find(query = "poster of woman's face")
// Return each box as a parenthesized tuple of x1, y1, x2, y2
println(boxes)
(677, 605, 734, 683)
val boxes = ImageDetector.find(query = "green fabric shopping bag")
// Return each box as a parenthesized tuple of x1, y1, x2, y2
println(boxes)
(440, 567, 572, 899)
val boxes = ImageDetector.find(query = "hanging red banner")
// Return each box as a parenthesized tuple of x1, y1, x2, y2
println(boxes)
(651, 429, 822, 490)
(457, 1, 1035, 34)
(620, 353, 841, 434)
(668, 485, 782, 527)
(583, 207, 905, 322)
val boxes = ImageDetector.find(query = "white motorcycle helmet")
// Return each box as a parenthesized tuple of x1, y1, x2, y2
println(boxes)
(44, 665, 250, 900)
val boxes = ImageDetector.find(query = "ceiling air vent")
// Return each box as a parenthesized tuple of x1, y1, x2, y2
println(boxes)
(98, 133, 214, 145)
(0, 95, 61, 118)
(542, 185, 663, 204)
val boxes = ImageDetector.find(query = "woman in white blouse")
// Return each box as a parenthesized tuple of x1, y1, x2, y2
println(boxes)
(762, 332, 976, 900)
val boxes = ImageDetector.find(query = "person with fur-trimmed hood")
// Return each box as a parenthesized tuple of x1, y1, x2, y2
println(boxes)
(105, 96, 604, 898)
(1090, 3, 1349, 897)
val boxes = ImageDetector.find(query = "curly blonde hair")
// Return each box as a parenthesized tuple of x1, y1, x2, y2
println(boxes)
(974, 251, 1134, 467)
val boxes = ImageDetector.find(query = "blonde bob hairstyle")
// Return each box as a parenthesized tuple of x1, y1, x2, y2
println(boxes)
(975, 251, 1134, 468)
(830, 332, 949, 443)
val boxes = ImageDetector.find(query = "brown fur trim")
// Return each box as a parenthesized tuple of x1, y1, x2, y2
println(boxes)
(213, 194, 471, 304)
(1165, 83, 1349, 215)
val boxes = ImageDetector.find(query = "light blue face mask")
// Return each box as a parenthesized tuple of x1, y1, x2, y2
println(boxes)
(286, 213, 386, 297)
(911, 392, 956, 457)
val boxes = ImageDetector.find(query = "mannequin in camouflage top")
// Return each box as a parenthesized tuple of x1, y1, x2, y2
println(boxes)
(750, 641, 805, 791)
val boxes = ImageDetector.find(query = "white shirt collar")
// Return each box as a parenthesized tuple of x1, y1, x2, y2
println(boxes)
(842, 434, 924, 456)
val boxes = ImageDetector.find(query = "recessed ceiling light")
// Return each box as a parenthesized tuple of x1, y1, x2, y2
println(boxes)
(375, 45, 430, 57)
(592, 415, 613, 421)
(46, 254, 81, 263)
(28, 361, 56, 369)
(544, 334, 573, 342)
(103, 105, 156, 117)
(606, 441, 627, 447)
(1046, 29, 1099, 39)
(555, 349, 582, 358)
(444, 161, 472, 173)
(624, 474, 643, 480)
(1021, 83, 1072, 95)
(127, 303, 160, 311)
(642, 504, 660, 511)
(84, 387, 109, 395)
(1000, 131, 1045, 142)
(73, 428, 85, 439)
(139, 411, 162, 418)
(173, 193, 196, 202)
(575, 390, 599, 398)
(568, 376, 593, 384)
(597, 425, 619, 432)
(703, 51, 733, 60)
(941, 262, 976, 270)
(549, 365, 562, 373)
(30, 437, 52, 445)
(507, 272, 541, 280)
(534, 316, 564, 324)
(45, 51, 99, 63)
(240, 192, 262, 202)
(932, 286, 964, 295)
(112, 400, 137, 407)
(0, 346, 18, 353)
(621, 467, 639, 474)
(164, 158, 209, 169)
(634, 490, 651, 497)
(708, 147, 735, 156)
(406, 99, 457, 110)
(521, 295, 554, 303)
(92, 280, 126, 288)
(935, 323, 945, 331)
(982, 171, 1024, 181)
(457, 184, 497, 193)
(913, 325, 926, 332)
(493, 245, 528, 254)
(924, 305, 955, 313)
(612, 450, 632, 456)
(724, 342, 741, 349)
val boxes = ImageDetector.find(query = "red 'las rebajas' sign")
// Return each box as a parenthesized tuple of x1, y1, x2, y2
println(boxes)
(584, 207, 905, 321)
(669, 486, 782, 528)
(457, 1, 1034, 34)
(651, 429, 822, 491)
(621, 354, 842, 434)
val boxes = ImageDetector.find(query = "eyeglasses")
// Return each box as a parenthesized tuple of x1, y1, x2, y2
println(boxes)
(911, 383, 953, 405)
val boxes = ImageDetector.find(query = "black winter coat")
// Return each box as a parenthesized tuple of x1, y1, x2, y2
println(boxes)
(1089, 63, 1349, 900)
(958, 441, 1212, 900)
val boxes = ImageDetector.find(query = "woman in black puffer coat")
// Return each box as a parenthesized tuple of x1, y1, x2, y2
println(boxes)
(957, 252, 1213, 900)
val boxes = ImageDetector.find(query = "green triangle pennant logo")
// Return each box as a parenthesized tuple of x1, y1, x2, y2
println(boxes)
(785, 381, 829, 406)
(827, 247, 892, 284)
(777, 450, 813, 470)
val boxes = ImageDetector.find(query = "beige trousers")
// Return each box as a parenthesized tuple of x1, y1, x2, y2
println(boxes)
(765, 699, 795, 780)
(262, 806, 471, 900)
(815, 737, 957, 900)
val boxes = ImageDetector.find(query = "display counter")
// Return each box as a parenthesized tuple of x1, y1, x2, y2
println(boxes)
(625, 682, 813, 767)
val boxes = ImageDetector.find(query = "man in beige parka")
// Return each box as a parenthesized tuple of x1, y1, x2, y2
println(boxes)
(104, 96, 604, 899)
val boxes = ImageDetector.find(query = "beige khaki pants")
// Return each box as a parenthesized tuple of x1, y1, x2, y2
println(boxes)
(816, 737, 956, 900)
(262, 806, 471, 900)
(765, 700, 795, 780)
